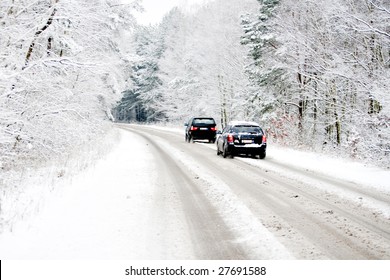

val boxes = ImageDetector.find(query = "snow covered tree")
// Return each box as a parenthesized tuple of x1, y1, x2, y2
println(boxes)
(113, 24, 166, 122)
(242, 0, 390, 165)
(155, 0, 259, 125)
(241, 0, 289, 135)
(0, 0, 138, 171)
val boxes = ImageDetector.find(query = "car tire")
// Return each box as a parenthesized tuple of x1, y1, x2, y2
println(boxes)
(259, 151, 266, 159)
(222, 144, 228, 158)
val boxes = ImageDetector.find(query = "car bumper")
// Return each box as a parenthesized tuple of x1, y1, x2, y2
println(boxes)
(227, 143, 266, 155)
(190, 131, 216, 140)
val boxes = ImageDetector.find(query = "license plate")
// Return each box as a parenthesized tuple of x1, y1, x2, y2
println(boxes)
(242, 139, 253, 144)
(200, 128, 208, 130)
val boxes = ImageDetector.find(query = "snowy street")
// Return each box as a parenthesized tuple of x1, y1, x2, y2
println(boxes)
(1, 124, 389, 259)
(1, 3, 390, 279)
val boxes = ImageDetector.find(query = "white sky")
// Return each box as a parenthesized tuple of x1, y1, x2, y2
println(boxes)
(131, 0, 209, 25)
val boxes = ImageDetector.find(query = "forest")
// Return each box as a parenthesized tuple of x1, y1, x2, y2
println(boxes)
(1, 0, 389, 178)
(0, 0, 139, 175)
(114, 0, 390, 167)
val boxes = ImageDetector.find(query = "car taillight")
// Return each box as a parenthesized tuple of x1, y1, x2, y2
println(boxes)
(190, 126, 198, 131)
(211, 127, 217, 131)
(227, 134, 234, 143)
(262, 135, 267, 143)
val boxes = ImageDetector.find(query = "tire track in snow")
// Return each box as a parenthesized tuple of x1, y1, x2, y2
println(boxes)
(240, 157, 390, 219)
(122, 124, 390, 259)
(120, 125, 294, 259)
(122, 127, 249, 259)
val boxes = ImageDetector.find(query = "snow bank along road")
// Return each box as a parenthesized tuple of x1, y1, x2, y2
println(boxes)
(1, 123, 388, 259)
(118, 124, 390, 259)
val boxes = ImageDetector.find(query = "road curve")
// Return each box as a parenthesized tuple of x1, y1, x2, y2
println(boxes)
(117, 124, 390, 259)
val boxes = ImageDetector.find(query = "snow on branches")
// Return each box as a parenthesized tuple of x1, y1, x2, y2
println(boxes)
(0, 0, 137, 171)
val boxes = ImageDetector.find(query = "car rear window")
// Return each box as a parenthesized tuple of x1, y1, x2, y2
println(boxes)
(193, 118, 216, 125)
(232, 125, 262, 133)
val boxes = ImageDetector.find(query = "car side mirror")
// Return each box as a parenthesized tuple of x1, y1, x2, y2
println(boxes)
(184, 123, 188, 126)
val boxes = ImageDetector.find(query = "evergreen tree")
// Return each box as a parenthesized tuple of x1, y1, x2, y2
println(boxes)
(114, 25, 166, 122)
(241, 0, 289, 133)
(242, 0, 390, 165)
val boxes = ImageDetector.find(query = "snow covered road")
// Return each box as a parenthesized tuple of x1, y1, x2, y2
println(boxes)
(119, 124, 390, 259)
(1, 124, 389, 259)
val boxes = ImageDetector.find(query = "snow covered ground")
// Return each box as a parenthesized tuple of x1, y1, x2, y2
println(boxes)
(151, 124, 390, 217)
(0, 129, 157, 258)
(238, 147, 390, 218)
(0, 124, 389, 259)
(0, 127, 205, 259)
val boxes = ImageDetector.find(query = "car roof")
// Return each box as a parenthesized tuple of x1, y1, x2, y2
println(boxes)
(228, 121, 260, 127)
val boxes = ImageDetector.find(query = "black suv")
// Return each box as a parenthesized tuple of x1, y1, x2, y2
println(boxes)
(185, 117, 217, 143)
(216, 121, 267, 159)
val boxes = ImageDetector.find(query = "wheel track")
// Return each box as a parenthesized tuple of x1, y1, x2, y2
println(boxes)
(120, 125, 248, 259)
(117, 124, 390, 259)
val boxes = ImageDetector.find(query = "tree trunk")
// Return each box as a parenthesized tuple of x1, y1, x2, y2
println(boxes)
(24, 7, 57, 68)
(333, 97, 341, 145)
(218, 75, 228, 127)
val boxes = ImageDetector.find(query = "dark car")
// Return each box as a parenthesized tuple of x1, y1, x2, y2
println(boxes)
(216, 121, 267, 159)
(185, 117, 217, 143)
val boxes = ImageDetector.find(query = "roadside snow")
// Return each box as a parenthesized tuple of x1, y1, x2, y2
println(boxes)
(1, 124, 389, 259)
(147, 124, 390, 217)
(238, 146, 390, 218)
(263, 146, 390, 193)
(0, 129, 192, 259)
